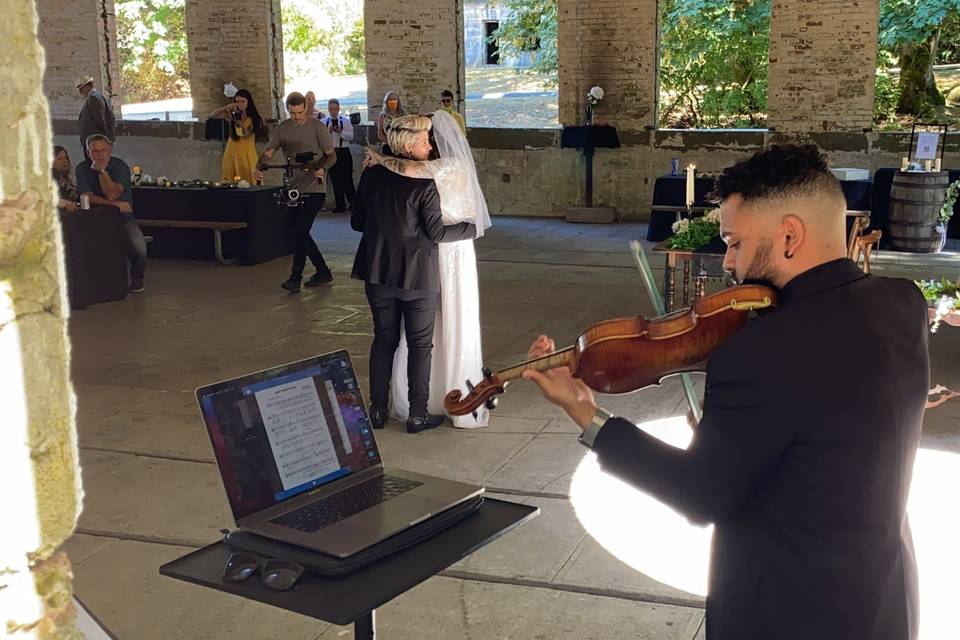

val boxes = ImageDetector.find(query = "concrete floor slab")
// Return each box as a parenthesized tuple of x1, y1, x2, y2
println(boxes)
(70, 539, 327, 639)
(485, 433, 589, 495)
(79, 410, 213, 461)
(314, 575, 704, 640)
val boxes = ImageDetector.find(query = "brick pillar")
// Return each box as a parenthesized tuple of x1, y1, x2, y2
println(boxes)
(1, 0, 83, 636)
(36, 0, 122, 120)
(767, 0, 880, 132)
(185, 0, 285, 119)
(364, 0, 465, 123)
(557, 0, 657, 129)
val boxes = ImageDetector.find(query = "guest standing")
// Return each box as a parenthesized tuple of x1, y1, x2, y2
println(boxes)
(76, 134, 147, 292)
(306, 91, 322, 119)
(254, 92, 337, 293)
(376, 91, 405, 144)
(439, 90, 466, 133)
(77, 76, 116, 161)
(208, 89, 266, 183)
(321, 99, 355, 213)
(52, 146, 79, 212)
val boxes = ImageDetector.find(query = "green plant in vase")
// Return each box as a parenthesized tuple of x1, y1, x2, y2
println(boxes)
(916, 277, 960, 332)
(666, 209, 722, 250)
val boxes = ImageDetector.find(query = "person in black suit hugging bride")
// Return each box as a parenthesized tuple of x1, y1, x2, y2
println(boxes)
(351, 115, 477, 433)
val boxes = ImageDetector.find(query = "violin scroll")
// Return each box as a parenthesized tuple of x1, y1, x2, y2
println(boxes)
(444, 367, 505, 416)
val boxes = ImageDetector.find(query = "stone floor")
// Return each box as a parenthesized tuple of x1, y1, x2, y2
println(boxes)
(64, 215, 960, 639)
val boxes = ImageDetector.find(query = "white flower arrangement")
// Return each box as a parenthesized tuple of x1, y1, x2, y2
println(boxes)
(587, 86, 605, 106)
(667, 208, 722, 250)
(671, 218, 691, 234)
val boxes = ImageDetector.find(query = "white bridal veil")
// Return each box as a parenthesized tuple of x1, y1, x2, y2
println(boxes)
(430, 110, 492, 237)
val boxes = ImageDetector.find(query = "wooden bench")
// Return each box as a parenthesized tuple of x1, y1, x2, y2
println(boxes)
(135, 219, 247, 265)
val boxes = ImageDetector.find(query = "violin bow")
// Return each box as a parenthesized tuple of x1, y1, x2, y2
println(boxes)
(630, 240, 703, 424)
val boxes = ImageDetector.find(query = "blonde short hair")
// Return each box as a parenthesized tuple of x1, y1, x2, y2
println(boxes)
(387, 115, 432, 157)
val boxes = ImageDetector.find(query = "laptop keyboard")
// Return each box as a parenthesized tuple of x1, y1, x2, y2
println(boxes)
(269, 475, 423, 533)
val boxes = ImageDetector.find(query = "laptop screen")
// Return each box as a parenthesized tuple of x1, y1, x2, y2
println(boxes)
(196, 350, 381, 521)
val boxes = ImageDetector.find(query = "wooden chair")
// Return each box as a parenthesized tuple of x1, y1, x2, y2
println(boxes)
(846, 214, 868, 259)
(851, 230, 882, 273)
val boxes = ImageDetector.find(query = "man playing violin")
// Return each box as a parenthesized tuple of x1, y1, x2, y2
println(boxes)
(524, 144, 928, 640)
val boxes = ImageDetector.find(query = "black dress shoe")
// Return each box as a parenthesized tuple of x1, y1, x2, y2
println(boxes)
(406, 413, 444, 434)
(369, 406, 388, 429)
(280, 277, 301, 293)
(304, 271, 333, 287)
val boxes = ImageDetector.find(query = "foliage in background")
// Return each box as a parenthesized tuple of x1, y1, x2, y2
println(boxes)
(116, 0, 190, 103)
(658, 0, 770, 129)
(281, 0, 365, 80)
(489, 0, 558, 80)
(874, 50, 903, 128)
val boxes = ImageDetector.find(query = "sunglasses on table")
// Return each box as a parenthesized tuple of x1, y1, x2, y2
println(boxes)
(222, 552, 304, 591)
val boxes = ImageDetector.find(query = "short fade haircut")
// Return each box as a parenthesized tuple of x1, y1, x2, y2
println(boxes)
(85, 133, 113, 150)
(286, 92, 307, 108)
(387, 115, 432, 157)
(440, 89, 454, 100)
(711, 144, 844, 208)
(328, 98, 340, 107)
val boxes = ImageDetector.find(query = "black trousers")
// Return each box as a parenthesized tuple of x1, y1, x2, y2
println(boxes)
(330, 147, 355, 210)
(364, 282, 439, 417)
(290, 193, 331, 279)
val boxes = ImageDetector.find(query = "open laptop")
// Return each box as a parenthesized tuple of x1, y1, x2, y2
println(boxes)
(196, 350, 484, 558)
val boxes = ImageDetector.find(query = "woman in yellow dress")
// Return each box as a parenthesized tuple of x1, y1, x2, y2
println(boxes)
(209, 89, 266, 183)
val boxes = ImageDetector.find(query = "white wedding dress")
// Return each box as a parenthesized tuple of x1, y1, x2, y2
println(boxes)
(389, 113, 491, 428)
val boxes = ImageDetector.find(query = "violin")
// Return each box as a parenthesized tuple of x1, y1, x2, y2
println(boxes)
(444, 284, 777, 417)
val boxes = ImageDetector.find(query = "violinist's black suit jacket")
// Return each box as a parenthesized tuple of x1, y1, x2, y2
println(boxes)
(593, 259, 928, 640)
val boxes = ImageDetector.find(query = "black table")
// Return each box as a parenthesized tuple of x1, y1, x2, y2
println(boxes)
(872, 168, 960, 248)
(647, 175, 875, 241)
(160, 498, 538, 639)
(132, 186, 292, 265)
(561, 125, 621, 208)
(59, 207, 129, 309)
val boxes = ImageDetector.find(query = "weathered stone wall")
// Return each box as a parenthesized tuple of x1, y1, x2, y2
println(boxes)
(185, 0, 285, 119)
(36, 0, 122, 119)
(1, 1, 82, 636)
(557, 0, 658, 128)
(364, 0, 466, 122)
(767, 0, 880, 131)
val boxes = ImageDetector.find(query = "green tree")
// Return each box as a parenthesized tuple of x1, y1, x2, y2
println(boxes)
(115, 0, 190, 103)
(659, 0, 770, 128)
(489, 0, 558, 78)
(879, 0, 960, 116)
(280, 2, 365, 77)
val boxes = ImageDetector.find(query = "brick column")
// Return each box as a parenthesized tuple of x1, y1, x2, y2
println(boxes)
(36, 0, 122, 120)
(2, 0, 83, 636)
(767, 0, 880, 132)
(185, 0, 285, 119)
(365, 0, 465, 123)
(557, 0, 657, 130)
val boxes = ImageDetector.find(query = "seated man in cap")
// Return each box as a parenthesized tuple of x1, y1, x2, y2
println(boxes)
(77, 75, 116, 160)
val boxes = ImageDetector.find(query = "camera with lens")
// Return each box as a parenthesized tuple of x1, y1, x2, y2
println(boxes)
(259, 151, 318, 208)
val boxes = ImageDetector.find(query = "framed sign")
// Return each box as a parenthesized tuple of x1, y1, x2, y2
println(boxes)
(908, 123, 948, 162)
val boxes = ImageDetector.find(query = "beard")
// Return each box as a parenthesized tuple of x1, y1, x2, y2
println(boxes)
(735, 239, 783, 286)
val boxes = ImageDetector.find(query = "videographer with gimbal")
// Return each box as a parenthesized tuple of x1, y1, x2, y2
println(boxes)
(255, 92, 337, 293)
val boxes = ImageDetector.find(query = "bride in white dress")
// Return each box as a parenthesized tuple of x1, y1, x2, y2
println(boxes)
(368, 110, 492, 427)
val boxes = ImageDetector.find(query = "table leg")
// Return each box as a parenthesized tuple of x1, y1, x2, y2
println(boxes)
(663, 254, 677, 313)
(354, 610, 375, 639)
(681, 258, 691, 308)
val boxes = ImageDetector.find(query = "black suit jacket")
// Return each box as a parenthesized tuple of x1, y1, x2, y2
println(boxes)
(593, 259, 928, 640)
(351, 165, 476, 292)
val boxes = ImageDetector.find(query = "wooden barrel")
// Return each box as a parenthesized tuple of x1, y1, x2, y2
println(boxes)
(888, 171, 949, 252)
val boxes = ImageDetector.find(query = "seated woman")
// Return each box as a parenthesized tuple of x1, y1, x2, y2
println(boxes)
(52, 145, 79, 212)
(208, 89, 266, 183)
(366, 111, 492, 428)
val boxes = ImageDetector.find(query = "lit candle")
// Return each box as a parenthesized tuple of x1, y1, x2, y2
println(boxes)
(685, 164, 695, 208)
(924, 160, 932, 172)
(900, 157, 909, 171)
(935, 158, 942, 172)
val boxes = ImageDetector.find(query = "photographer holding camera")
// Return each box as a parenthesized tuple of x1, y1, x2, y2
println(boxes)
(320, 98, 355, 213)
(208, 89, 265, 183)
(255, 92, 337, 293)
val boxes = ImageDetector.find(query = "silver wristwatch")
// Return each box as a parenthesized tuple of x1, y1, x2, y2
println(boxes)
(578, 407, 613, 448)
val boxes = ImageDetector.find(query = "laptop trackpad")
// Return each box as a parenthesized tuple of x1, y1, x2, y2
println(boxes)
(344, 493, 445, 534)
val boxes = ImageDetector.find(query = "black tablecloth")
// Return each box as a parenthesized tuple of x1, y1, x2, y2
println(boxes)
(560, 125, 621, 149)
(132, 186, 292, 265)
(647, 175, 874, 241)
(871, 168, 960, 248)
(59, 207, 129, 309)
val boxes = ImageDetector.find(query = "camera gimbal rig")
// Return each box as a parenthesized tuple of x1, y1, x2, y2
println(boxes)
(258, 151, 322, 208)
